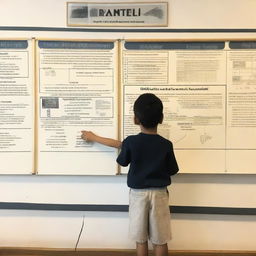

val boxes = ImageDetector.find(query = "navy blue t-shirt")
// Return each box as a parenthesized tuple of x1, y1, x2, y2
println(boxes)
(117, 133, 179, 189)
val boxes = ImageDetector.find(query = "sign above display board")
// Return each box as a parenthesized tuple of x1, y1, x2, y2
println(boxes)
(67, 2, 168, 27)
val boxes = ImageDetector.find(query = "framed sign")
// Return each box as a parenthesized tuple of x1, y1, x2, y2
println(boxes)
(67, 2, 168, 27)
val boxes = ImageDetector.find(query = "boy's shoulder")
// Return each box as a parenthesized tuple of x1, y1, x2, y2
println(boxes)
(123, 134, 139, 142)
(124, 133, 173, 146)
(156, 134, 174, 147)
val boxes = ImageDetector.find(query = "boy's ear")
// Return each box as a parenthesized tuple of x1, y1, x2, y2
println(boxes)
(134, 116, 140, 125)
(159, 114, 164, 124)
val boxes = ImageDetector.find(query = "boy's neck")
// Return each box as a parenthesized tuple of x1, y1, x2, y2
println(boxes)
(140, 125, 158, 135)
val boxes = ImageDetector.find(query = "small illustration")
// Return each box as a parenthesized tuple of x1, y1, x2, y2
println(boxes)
(200, 132, 212, 144)
(71, 6, 88, 18)
(144, 7, 163, 19)
(42, 97, 59, 109)
(41, 97, 61, 118)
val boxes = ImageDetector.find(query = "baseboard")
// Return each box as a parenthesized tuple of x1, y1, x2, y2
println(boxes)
(0, 248, 255, 256)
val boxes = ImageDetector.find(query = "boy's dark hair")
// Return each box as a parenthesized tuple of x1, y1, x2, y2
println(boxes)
(133, 93, 163, 128)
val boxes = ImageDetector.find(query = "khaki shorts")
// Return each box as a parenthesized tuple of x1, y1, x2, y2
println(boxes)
(129, 188, 171, 245)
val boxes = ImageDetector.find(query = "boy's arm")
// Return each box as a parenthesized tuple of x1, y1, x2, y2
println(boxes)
(81, 131, 122, 149)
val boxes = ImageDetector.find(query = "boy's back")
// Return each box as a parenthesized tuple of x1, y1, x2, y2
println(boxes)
(117, 133, 179, 189)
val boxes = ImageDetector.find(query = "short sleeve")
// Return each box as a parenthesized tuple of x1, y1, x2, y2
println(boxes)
(167, 142, 179, 175)
(116, 138, 131, 167)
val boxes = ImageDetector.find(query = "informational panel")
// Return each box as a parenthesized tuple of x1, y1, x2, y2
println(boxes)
(36, 40, 119, 175)
(226, 41, 256, 173)
(0, 39, 34, 174)
(121, 40, 256, 174)
(1, 38, 255, 175)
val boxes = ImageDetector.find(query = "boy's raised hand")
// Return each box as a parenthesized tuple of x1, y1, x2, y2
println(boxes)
(81, 130, 121, 148)
(81, 131, 96, 142)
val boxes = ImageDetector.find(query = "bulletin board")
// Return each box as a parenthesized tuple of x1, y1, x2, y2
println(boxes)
(1, 38, 256, 175)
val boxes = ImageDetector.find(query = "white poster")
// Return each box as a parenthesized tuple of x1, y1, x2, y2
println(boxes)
(0, 39, 34, 174)
(36, 40, 119, 175)
(121, 41, 227, 173)
(226, 46, 256, 173)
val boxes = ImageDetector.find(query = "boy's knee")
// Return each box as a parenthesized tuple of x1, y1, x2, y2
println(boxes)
(137, 241, 148, 245)
(152, 243, 167, 247)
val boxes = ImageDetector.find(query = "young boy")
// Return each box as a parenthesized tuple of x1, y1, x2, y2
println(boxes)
(81, 93, 179, 256)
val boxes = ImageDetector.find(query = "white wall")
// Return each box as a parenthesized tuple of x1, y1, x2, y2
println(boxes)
(0, 0, 256, 251)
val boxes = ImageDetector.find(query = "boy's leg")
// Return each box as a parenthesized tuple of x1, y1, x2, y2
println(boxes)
(149, 189, 171, 244)
(136, 241, 148, 256)
(129, 189, 149, 244)
(153, 243, 168, 256)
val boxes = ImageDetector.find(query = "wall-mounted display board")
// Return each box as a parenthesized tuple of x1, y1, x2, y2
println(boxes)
(35, 39, 119, 175)
(1, 38, 256, 175)
(0, 39, 34, 174)
(120, 40, 256, 174)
